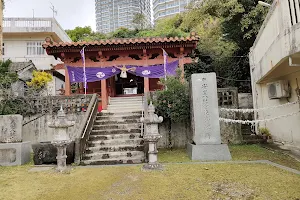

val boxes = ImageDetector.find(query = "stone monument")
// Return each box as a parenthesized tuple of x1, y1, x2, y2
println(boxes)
(48, 106, 75, 172)
(141, 102, 164, 170)
(187, 73, 232, 161)
(0, 115, 31, 166)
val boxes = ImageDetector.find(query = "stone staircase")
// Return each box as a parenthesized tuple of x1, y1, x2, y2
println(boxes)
(82, 96, 145, 165)
(242, 133, 267, 144)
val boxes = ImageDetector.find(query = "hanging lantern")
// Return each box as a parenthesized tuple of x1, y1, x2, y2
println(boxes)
(115, 65, 136, 79)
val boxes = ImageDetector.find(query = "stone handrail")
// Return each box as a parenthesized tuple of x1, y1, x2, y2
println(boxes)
(74, 94, 99, 164)
(27, 94, 93, 115)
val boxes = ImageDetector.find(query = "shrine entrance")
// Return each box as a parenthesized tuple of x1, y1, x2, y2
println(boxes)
(43, 33, 199, 110)
(115, 73, 144, 96)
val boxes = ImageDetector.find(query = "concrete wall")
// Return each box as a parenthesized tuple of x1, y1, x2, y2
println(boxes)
(55, 77, 65, 95)
(156, 88, 246, 148)
(255, 72, 300, 147)
(238, 93, 253, 109)
(158, 121, 191, 149)
(3, 37, 59, 71)
(45, 74, 66, 96)
(157, 120, 242, 149)
(249, 0, 300, 81)
(22, 112, 85, 145)
(250, 0, 300, 148)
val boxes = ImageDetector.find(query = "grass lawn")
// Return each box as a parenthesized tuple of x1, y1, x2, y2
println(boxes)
(0, 145, 299, 200)
(159, 144, 300, 171)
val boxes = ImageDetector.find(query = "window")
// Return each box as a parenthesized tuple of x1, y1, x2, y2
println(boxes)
(27, 41, 45, 55)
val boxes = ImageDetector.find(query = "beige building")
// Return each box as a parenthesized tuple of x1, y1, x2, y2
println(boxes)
(2, 18, 71, 96)
(249, 0, 300, 148)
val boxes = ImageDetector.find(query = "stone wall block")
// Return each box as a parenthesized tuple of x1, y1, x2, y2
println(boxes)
(0, 115, 23, 143)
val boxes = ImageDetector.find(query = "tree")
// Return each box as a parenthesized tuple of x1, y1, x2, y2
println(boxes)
(66, 26, 93, 42)
(83, 32, 106, 41)
(0, 60, 18, 87)
(108, 27, 139, 38)
(66, 26, 108, 42)
(178, 0, 271, 92)
(0, 60, 27, 115)
(27, 71, 53, 90)
(137, 15, 187, 38)
(132, 13, 147, 30)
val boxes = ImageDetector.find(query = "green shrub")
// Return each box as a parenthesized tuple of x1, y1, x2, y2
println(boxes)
(259, 127, 271, 137)
(153, 71, 190, 123)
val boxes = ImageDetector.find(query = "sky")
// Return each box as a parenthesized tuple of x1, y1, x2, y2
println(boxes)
(4, 0, 96, 31)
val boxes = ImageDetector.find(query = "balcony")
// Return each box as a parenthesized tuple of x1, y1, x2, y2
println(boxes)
(249, 0, 300, 83)
(3, 18, 71, 43)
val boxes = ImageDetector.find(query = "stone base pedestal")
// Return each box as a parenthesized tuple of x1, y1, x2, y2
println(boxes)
(52, 140, 71, 172)
(0, 142, 31, 166)
(142, 163, 163, 171)
(187, 142, 232, 161)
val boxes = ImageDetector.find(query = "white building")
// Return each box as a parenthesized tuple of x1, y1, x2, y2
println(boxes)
(249, 0, 300, 149)
(95, 0, 152, 34)
(2, 18, 72, 96)
(153, 0, 194, 21)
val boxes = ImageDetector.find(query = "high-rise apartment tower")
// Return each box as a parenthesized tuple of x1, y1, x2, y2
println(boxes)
(153, 0, 193, 21)
(95, 0, 151, 33)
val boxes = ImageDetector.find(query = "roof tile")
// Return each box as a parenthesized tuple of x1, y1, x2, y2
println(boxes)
(43, 34, 199, 48)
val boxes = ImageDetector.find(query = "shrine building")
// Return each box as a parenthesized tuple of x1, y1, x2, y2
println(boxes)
(43, 33, 199, 110)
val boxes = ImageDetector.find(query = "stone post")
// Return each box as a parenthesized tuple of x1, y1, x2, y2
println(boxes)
(141, 102, 163, 170)
(188, 73, 232, 161)
(48, 106, 75, 172)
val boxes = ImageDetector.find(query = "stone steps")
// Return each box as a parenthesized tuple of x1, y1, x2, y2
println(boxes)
(92, 124, 141, 130)
(91, 129, 141, 135)
(83, 151, 144, 161)
(82, 157, 144, 165)
(100, 110, 143, 115)
(242, 134, 267, 144)
(110, 97, 143, 100)
(96, 115, 141, 121)
(105, 109, 143, 113)
(86, 144, 144, 154)
(88, 138, 144, 147)
(94, 119, 140, 125)
(89, 133, 142, 141)
(108, 102, 143, 107)
(82, 96, 144, 165)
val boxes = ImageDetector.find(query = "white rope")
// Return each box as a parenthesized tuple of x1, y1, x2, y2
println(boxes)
(220, 101, 298, 113)
(219, 111, 300, 124)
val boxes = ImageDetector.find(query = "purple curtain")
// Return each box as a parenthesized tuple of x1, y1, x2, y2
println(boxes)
(127, 60, 179, 78)
(67, 66, 120, 83)
(66, 60, 179, 83)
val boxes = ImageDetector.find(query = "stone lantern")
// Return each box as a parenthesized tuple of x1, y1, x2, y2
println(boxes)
(141, 102, 163, 170)
(48, 106, 75, 172)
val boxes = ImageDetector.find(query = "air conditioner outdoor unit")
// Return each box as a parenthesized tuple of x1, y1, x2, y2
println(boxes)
(267, 80, 290, 99)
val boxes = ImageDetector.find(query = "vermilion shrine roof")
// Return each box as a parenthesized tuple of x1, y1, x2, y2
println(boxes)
(43, 33, 199, 52)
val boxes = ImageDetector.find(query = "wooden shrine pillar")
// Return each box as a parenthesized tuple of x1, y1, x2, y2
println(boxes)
(143, 49, 150, 93)
(101, 79, 108, 110)
(65, 67, 71, 96)
(79, 83, 84, 94)
(144, 78, 150, 93)
(179, 47, 185, 80)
